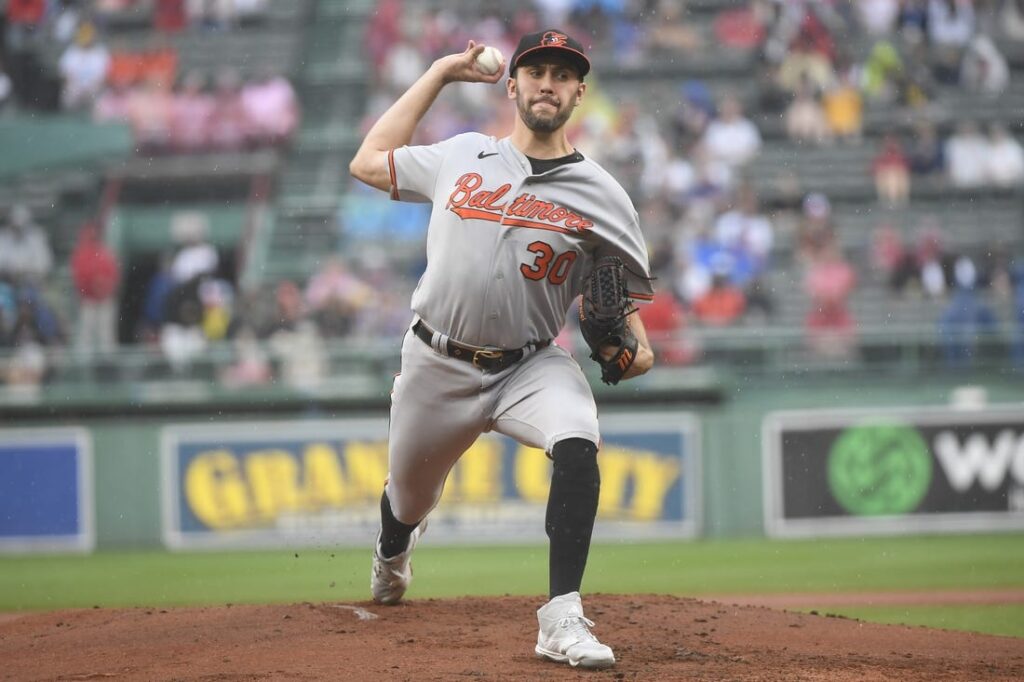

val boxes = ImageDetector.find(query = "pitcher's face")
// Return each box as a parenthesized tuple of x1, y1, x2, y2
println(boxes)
(509, 59, 585, 134)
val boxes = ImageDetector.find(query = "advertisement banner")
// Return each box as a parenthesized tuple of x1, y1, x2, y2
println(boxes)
(763, 406, 1024, 537)
(0, 428, 94, 553)
(161, 413, 699, 549)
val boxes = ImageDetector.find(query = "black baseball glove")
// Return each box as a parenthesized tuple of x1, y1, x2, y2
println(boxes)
(578, 256, 638, 385)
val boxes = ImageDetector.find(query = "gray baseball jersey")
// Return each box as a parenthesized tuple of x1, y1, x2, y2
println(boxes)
(389, 132, 654, 349)
(382, 131, 653, 524)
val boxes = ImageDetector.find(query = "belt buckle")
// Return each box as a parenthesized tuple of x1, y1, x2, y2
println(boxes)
(472, 349, 503, 369)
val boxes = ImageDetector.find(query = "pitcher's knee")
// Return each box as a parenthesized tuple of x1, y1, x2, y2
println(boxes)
(384, 480, 439, 525)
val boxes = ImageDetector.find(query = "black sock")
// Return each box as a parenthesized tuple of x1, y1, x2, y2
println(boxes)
(379, 491, 419, 559)
(546, 438, 600, 599)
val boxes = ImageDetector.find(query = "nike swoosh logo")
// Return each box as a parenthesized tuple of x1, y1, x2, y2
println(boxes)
(477, 151, 499, 159)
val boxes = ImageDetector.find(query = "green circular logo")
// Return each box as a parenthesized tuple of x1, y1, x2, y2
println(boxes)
(827, 424, 933, 516)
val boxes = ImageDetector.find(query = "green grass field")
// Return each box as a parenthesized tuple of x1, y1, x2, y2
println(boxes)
(2, 533, 1023, 637)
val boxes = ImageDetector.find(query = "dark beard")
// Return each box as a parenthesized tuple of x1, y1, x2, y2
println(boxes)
(518, 95, 573, 133)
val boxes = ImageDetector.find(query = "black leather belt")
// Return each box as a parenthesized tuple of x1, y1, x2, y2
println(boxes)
(412, 320, 550, 372)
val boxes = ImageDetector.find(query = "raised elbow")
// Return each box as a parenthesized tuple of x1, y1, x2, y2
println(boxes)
(348, 155, 365, 181)
(349, 149, 389, 192)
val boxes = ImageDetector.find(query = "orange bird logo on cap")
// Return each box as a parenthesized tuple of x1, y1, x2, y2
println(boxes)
(541, 31, 568, 46)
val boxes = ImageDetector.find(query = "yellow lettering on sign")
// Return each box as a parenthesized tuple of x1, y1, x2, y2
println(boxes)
(596, 447, 632, 517)
(598, 446, 681, 520)
(343, 441, 389, 502)
(184, 449, 251, 529)
(514, 444, 550, 503)
(302, 443, 347, 509)
(444, 439, 502, 503)
(245, 450, 301, 520)
(629, 453, 680, 520)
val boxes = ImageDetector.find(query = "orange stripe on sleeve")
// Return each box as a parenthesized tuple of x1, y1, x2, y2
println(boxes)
(629, 292, 655, 302)
(388, 149, 399, 200)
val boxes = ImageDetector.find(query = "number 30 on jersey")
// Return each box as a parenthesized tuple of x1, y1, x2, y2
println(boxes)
(520, 240, 577, 285)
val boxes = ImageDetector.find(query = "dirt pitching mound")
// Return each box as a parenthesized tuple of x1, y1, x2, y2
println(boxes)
(2, 595, 1021, 681)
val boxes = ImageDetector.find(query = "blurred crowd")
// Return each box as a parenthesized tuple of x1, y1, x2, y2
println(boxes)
(3, 0, 1024, 389)
(2, 0, 299, 151)
(355, 0, 1024, 367)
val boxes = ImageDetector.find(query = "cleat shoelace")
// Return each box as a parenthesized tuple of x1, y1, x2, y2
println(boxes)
(557, 614, 599, 643)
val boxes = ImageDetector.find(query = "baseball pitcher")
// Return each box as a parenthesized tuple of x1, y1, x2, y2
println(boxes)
(349, 28, 655, 670)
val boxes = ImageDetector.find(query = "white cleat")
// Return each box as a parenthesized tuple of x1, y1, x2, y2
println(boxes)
(535, 591, 616, 669)
(370, 519, 427, 605)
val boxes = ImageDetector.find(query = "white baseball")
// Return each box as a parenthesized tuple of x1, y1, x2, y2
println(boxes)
(475, 46, 503, 76)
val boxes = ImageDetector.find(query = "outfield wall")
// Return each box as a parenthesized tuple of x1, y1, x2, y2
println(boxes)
(3, 374, 1024, 551)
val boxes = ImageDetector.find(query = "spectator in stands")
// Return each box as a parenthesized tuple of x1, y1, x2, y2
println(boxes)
(891, 220, 952, 297)
(946, 120, 990, 188)
(155, 0, 188, 33)
(1001, 0, 1024, 41)
(140, 253, 175, 343)
(870, 221, 906, 283)
(939, 256, 998, 368)
(305, 257, 373, 338)
(70, 222, 120, 357)
(692, 253, 746, 326)
(960, 34, 1010, 95)
(381, 35, 428, 94)
(170, 70, 214, 152)
(822, 72, 862, 143)
(169, 211, 218, 284)
(0, 204, 53, 286)
(160, 293, 206, 372)
(107, 43, 179, 92)
(128, 74, 174, 153)
(669, 80, 715, 151)
(240, 68, 300, 147)
(702, 94, 762, 169)
(206, 67, 248, 151)
(647, 0, 703, 55)
(269, 317, 327, 391)
(858, 0, 901, 36)
(2, 296, 49, 388)
(58, 22, 111, 110)
(796, 192, 836, 264)
(638, 284, 695, 365)
(365, 0, 402, 73)
(986, 123, 1024, 188)
(776, 35, 835, 95)
(714, 184, 774, 276)
(908, 119, 945, 176)
(5, 0, 46, 106)
(262, 279, 304, 337)
(861, 40, 904, 103)
(804, 243, 858, 359)
(352, 282, 412, 339)
(786, 79, 830, 145)
(93, 80, 132, 123)
(928, 0, 976, 83)
(872, 134, 911, 206)
(681, 147, 732, 218)
(714, 0, 769, 51)
(896, 0, 928, 41)
(198, 278, 232, 341)
(899, 43, 938, 108)
(219, 325, 271, 387)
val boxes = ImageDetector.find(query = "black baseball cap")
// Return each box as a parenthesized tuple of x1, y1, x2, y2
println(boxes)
(510, 29, 590, 79)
